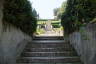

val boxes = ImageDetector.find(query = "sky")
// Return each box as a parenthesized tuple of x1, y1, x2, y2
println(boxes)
(29, 0, 67, 19)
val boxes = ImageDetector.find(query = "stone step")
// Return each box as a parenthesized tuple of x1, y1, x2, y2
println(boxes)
(21, 52, 78, 57)
(33, 36, 64, 40)
(30, 40, 65, 44)
(17, 36, 83, 64)
(26, 43, 72, 48)
(23, 47, 75, 52)
(25, 47, 72, 49)
(17, 57, 81, 63)
(24, 48, 75, 52)
(17, 63, 83, 64)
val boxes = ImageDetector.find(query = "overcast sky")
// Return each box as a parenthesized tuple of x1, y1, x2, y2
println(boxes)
(29, 0, 67, 19)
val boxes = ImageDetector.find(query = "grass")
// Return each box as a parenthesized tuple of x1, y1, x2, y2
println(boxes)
(36, 28, 45, 35)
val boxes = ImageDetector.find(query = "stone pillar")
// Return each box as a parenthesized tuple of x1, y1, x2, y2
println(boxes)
(0, 0, 4, 64)
(0, 0, 3, 37)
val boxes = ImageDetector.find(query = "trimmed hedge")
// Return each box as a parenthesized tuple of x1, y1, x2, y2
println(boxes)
(3, 0, 37, 35)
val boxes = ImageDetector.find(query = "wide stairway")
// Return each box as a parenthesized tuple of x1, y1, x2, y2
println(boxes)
(17, 36, 83, 64)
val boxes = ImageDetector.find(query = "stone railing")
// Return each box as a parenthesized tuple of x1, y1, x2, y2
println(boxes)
(0, 1, 32, 64)
(0, 22, 32, 64)
(69, 23, 96, 64)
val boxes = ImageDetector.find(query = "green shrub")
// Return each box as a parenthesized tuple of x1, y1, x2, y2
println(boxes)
(61, 0, 96, 34)
(3, 0, 37, 36)
(36, 28, 45, 35)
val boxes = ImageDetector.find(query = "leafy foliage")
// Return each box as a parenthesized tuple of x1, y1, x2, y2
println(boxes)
(3, 0, 37, 35)
(52, 22, 61, 28)
(53, 2, 67, 20)
(61, 0, 96, 34)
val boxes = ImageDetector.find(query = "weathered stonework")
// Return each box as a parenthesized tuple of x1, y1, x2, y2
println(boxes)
(0, 0, 4, 64)
(69, 24, 96, 64)
(0, 1, 32, 64)
(0, 23, 32, 64)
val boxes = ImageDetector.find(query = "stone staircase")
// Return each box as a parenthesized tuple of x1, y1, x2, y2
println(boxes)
(16, 36, 83, 64)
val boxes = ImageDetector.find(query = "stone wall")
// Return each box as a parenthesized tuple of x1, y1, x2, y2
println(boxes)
(0, 1, 32, 64)
(1, 23, 32, 64)
(0, 0, 4, 64)
(69, 23, 96, 64)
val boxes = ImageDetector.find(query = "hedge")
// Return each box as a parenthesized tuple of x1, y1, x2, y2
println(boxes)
(3, 0, 37, 35)
(61, 0, 96, 34)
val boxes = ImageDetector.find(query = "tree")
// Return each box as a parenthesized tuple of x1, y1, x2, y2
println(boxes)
(3, 0, 37, 35)
(53, 1, 67, 20)
(53, 8, 59, 20)
(60, 1, 67, 14)
(61, 0, 96, 34)
(32, 9, 38, 18)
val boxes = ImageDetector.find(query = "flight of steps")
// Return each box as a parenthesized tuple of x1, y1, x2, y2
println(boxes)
(17, 36, 83, 64)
